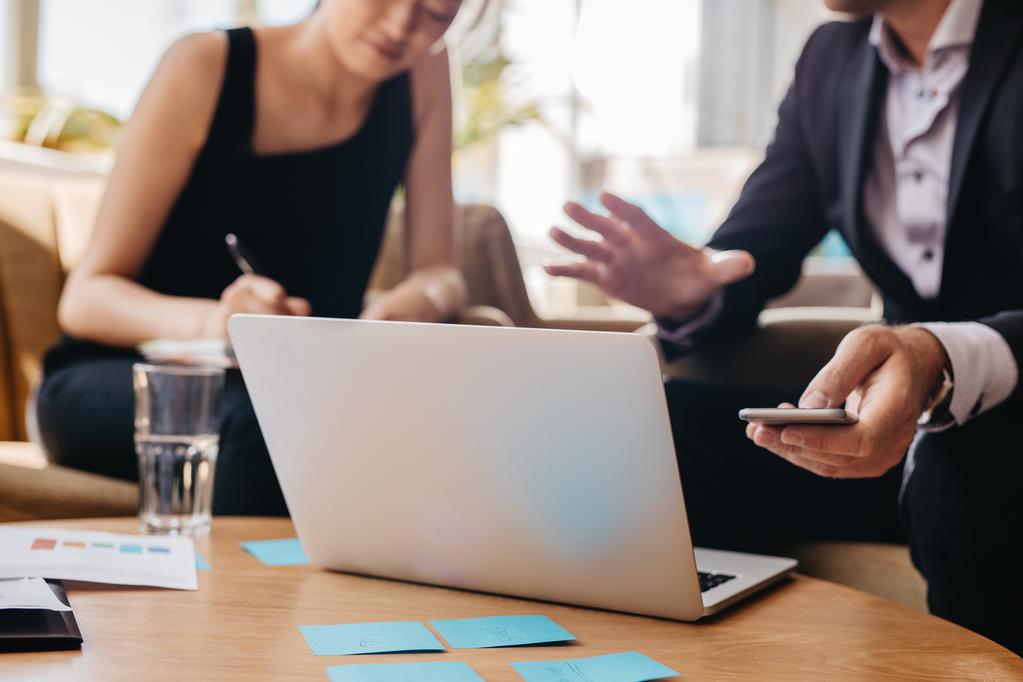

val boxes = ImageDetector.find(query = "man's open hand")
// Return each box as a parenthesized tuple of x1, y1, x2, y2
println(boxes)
(545, 192, 755, 320)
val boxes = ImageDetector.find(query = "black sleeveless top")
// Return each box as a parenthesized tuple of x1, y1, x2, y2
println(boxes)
(46, 27, 414, 371)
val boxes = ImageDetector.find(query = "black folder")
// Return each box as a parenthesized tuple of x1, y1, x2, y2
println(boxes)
(0, 580, 83, 653)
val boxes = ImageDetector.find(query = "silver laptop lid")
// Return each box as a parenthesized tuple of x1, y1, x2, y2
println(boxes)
(229, 316, 704, 620)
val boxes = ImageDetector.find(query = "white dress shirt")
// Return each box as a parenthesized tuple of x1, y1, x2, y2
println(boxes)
(661, 0, 1019, 426)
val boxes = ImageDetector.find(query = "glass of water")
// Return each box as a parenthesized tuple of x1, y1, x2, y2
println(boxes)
(133, 363, 225, 535)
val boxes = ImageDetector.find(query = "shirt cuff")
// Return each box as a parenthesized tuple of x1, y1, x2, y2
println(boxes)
(916, 321, 1020, 425)
(655, 292, 725, 351)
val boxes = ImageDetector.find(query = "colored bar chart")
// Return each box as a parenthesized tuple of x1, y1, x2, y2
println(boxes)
(29, 537, 171, 555)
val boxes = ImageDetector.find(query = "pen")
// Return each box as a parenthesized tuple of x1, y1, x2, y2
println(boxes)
(225, 233, 266, 276)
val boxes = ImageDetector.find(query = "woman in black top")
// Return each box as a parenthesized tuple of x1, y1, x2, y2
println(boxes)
(37, 0, 469, 515)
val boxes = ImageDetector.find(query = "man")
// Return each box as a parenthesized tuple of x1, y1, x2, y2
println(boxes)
(547, 0, 1023, 654)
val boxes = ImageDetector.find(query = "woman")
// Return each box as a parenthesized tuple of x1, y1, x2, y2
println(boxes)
(36, 0, 469, 515)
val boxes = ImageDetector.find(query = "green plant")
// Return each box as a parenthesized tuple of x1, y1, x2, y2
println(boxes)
(454, 47, 542, 152)
(0, 91, 121, 154)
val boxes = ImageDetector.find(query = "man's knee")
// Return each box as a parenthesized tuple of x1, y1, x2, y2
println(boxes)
(901, 407, 1023, 653)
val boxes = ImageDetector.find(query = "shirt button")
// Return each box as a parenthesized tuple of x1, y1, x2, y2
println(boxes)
(913, 171, 924, 182)
(916, 89, 927, 98)
(922, 248, 935, 262)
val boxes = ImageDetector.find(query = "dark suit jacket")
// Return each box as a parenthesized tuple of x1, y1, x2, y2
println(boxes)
(690, 0, 1023, 405)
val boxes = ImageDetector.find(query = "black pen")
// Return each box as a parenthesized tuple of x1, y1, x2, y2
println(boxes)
(225, 233, 266, 276)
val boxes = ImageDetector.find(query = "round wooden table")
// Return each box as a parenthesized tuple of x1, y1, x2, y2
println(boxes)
(2, 517, 1020, 681)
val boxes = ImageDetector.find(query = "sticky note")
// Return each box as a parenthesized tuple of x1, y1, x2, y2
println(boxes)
(299, 621, 445, 656)
(240, 538, 309, 566)
(430, 615, 575, 649)
(326, 662, 483, 682)
(147, 546, 170, 554)
(511, 652, 679, 682)
(30, 538, 56, 551)
(195, 553, 211, 571)
(119, 544, 143, 554)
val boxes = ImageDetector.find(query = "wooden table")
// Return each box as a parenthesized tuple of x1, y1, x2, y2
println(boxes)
(2, 518, 1020, 681)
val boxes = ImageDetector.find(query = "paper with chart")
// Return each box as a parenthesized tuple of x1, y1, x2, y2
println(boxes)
(0, 577, 72, 611)
(0, 527, 198, 590)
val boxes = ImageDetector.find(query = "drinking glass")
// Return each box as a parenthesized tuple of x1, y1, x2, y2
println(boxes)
(133, 363, 225, 535)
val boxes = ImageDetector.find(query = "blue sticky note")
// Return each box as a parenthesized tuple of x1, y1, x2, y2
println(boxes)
(430, 615, 575, 649)
(326, 662, 483, 682)
(299, 621, 445, 656)
(241, 538, 309, 566)
(195, 553, 211, 571)
(119, 544, 142, 554)
(511, 652, 679, 682)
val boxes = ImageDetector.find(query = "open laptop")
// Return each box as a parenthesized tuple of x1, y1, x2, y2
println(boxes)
(229, 316, 796, 620)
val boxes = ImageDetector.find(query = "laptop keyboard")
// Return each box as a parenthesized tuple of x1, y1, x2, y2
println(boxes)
(698, 571, 737, 592)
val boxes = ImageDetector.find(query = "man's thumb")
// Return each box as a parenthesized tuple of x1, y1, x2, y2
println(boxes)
(709, 250, 756, 285)
(800, 327, 892, 408)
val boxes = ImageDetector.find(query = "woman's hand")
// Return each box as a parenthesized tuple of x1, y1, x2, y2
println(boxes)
(200, 274, 311, 339)
(360, 267, 467, 322)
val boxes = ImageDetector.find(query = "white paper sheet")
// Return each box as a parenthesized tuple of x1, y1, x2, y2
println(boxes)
(0, 527, 198, 591)
(138, 339, 237, 368)
(0, 577, 72, 611)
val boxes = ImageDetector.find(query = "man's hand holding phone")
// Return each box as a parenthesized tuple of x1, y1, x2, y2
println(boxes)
(744, 325, 950, 479)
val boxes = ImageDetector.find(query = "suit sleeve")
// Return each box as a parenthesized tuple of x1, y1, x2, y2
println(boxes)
(663, 26, 834, 352)
(977, 312, 1023, 406)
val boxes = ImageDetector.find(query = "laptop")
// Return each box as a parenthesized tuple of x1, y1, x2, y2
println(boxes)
(229, 316, 796, 620)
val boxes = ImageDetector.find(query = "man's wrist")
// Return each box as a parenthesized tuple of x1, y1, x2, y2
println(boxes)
(900, 327, 952, 409)
(656, 290, 722, 327)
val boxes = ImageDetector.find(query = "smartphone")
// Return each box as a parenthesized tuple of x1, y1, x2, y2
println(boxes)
(738, 408, 857, 425)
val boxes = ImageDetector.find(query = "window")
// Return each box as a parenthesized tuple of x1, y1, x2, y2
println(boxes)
(36, 0, 315, 120)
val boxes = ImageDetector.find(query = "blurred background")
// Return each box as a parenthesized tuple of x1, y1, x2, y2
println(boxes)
(0, 0, 857, 317)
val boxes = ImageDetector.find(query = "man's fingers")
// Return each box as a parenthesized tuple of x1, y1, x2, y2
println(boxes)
(599, 192, 675, 242)
(550, 227, 614, 263)
(543, 260, 604, 285)
(563, 202, 629, 247)
(779, 424, 868, 457)
(801, 326, 894, 408)
(750, 425, 864, 476)
(751, 424, 860, 465)
(708, 249, 756, 285)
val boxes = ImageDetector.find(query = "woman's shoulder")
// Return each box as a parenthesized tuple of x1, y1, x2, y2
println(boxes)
(128, 31, 231, 152)
(157, 31, 230, 96)
(164, 31, 229, 70)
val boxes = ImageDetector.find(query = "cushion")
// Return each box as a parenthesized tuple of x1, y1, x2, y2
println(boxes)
(0, 458, 135, 522)
(783, 541, 927, 611)
(0, 172, 66, 440)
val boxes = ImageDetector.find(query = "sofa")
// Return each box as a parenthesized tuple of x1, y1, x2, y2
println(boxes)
(0, 168, 926, 610)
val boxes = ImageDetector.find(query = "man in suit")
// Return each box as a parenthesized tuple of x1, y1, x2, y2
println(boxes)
(547, 0, 1023, 654)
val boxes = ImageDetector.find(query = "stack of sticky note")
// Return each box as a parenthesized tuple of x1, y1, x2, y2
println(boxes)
(296, 614, 678, 681)
(242, 539, 680, 680)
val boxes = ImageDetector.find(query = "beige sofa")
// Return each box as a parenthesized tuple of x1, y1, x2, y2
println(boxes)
(0, 168, 925, 610)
